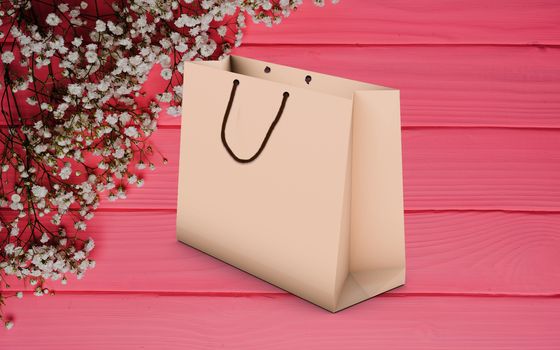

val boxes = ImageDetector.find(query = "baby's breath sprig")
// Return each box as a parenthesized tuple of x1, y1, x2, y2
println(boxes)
(0, 0, 338, 329)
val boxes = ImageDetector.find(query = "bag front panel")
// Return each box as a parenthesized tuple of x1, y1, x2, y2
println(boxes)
(177, 62, 353, 308)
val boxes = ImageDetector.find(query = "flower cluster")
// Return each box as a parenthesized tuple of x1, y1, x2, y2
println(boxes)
(0, 0, 338, 329)
(1, 231, 95, 289)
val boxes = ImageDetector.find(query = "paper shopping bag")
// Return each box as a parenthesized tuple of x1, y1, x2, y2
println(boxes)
(176, 55, 405, 312)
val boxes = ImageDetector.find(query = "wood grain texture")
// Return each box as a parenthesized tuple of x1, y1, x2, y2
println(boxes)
(1, 294, 559, 349)
(2, 0, 559, 46)
(96, 127, 560, 211)
(152, 46, 560, 128)
(242, 0, 560, 45)
(2, 1, 559, 345)
(6, 211, 559, 296)
(4, 46, 560, 128)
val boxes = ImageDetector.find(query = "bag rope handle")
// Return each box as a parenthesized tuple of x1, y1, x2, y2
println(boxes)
(221, 79, 290, 163)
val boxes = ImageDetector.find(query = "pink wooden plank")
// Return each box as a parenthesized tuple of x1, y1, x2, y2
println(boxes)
(4, 127, 558, 211)
(400, 128, 560, 211)
(235, 45, 560, 127)
(4, 46, 559, 128)
(6, 211, 560, 295)
(153, 45, 560, 128)
(95, 127, 560, 211)
(1, 294, 559, 349)
(243, 0, 560, 45)
(2, 0, 559, 46)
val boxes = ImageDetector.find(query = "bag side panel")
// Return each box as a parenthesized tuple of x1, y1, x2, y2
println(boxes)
(334, 89, 406, 312)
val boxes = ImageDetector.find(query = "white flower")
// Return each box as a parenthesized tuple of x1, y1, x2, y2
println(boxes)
(107, 21, 123, 35)
(183, 15, 199, 27)
(1, 51, 15, 64)
(85, 51, 98, 64)
(84, 239, 95, 252)
(124, 126, 139, 138)
(59, 165, 72, 180)
(106, 114, 118, 125)
(129, 55, 142, 66)
(158, 92, 172, 103)
(4, 243, 15, 255)
(58, 3, 70, 12)
(34, 143, 47, 154)
(160, 68, 172, 80)
(40, 232, 49, 243)
(72, 37, 83, 46)
(217, 26, 227, 37)
(97, 80, 109, 92)
(200, 40, 217, 57)
(10, 226, 19, 237)
(46, 13, 62, 26)
(68, 83, 83, 96)
(119, 112, 132, 124)
(159, 54, 172, 68)
(95, 20, 106, 32)
(74, 221, 86, 231)
(32, 185, 48, 198)
(67, 51, 79, 63)
(175, 42, 188, 52)
(4, 321, 14, 330)
(167, 106, 181, 116)
(11, 193, 21, 203)
(16, 291, 23, 299)
(26, 96, 38, 105)
(114, 148, 125, 159)
(159, 38, 172, 49)
(118, 38, 132, 48)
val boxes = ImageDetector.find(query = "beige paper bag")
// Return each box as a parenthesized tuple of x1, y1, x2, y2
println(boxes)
(176, 55, 405, 312)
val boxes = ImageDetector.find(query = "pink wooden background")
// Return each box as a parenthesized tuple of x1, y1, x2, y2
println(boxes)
(2, 0, 560, 348)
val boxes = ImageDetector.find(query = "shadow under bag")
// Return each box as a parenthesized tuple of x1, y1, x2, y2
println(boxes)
(176, 55, 405, 312)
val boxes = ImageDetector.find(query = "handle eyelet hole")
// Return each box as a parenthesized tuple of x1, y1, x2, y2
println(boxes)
(264, 66, 271, 73)
(305, 75, 312, 84)
(233, 79, 240, 85)
(283, 92, 290, 97)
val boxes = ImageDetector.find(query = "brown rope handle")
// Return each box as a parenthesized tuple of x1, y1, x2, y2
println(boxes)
(221, 79, 290, 163)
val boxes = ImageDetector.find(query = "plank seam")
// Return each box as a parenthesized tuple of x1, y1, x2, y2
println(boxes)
(155, 124, 560, 131)
(242, 43, 560, 48)
(3, 208, 560, 214)
(89, 208, 560, 214)
(3, 125, 560, 131)
(2, 42, 559, 47)
(15, 290, 560, 299)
